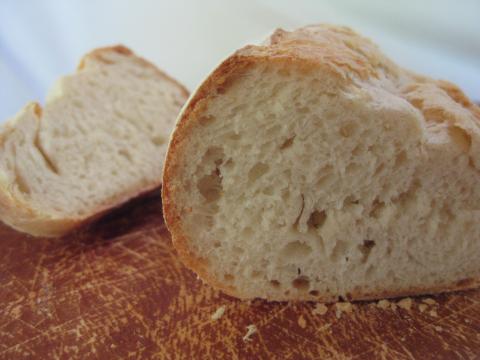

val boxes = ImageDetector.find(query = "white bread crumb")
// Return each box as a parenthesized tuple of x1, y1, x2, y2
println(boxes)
(390, 303, 397, 311)
(434, 326, 443, 332)
(243, 324, 257, 342)
(312, 303, 328, 316)
(211, 306, 225, 321)
(397, 297, 413, 310)
(297, 315, 307, 328)
(429, 309, 438, 317)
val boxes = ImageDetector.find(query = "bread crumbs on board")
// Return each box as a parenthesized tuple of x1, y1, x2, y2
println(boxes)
(335, 302, 353, 318)
(422, 298, 437, 305)
(377, 299, 391, 309)
(243, 325, 257, 342)
(211, 306, 225, 321)
(397, 297, 413, 310)
(313, 303, 328, 316)
(298, 315, 307, 328)
(418, 304, 428, 313)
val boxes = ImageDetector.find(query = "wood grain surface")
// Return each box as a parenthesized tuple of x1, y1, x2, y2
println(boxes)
(0, 191, 479, 359)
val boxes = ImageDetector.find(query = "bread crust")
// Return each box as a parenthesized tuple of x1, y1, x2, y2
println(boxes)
(163, 24, 480, 301)
(0, 46, 188, 237)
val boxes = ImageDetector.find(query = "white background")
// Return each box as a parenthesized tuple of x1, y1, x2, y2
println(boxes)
(1, 0, 479, 122)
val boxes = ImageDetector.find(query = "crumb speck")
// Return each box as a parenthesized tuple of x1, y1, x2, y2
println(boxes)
(434, 326, 443, 332)
(298, 315, 307, 328)
(397, 297, 413, 310)
(429, 309, 438, 317)
(422, 298, 437, 305)
(313, 303, 328, 316)
(211, 306, 225, 321)
(336, 302, 353, 313)
(390, 303, 397, 311)
(243, 325, 257, 342)
(335, 302, 353, 319)
(418, 304, 428, 313)
(377, 299, 391, 309)
(465, 319, 471, 324)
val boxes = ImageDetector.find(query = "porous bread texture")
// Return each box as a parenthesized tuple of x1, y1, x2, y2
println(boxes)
(0, 46, 188, 237)
(163, 25, 480, 302)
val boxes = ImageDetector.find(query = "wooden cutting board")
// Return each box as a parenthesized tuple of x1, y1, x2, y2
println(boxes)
(0, 192, 479, 359)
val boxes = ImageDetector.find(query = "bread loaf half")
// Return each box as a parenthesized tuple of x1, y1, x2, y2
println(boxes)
(0, 46, 188, 237)
(163, 25, 480, 301)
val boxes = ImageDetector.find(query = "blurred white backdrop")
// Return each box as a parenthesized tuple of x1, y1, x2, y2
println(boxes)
(1, 0, 479, 122)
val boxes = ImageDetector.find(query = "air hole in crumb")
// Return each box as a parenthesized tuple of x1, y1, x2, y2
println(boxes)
(395, 151, 407, 167)
(224, 274, 234, 281)
(118, 149, 133, 162)
(448, 126, 471, 153)
(251, 271, 261, 278)
(307, 210, 327, 229)
(352, 145, 362, 156)
(374, 163, 385, 176)
(233, 246, 244, 254)
(340, 122, 356, 137)
(248, 163, 269, 182)
(358, 240, 376, 263)
(270, 280, 280, 288)
(197, 170, 223, 202)
(223, 158, 234, 170)
(14, 170, 31, 195)
(292, 276, 310, 291)
(345, 162, 361, 175)
(280, 136, 295, 150)
(213, 241, 221, 248)
(198, 115, 215, 125)
(344, 195, 359, 205)
(151, 135, 164, 146)
(241, 227, 253, 237)
(281, 241, 312, 261)
(330, 240, 347, 262)
(262, 186, 274, 196)
(369, 200, 385, 218)
(227, 132, 241, 141)
(309, 290, 319, 296)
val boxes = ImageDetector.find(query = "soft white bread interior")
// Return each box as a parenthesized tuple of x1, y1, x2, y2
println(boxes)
(0, 46, 188, 237)
(163, 25, 480, 302)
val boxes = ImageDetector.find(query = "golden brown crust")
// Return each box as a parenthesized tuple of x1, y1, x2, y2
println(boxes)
(162, 24, 480, 301)
(0, 45, 188, 238)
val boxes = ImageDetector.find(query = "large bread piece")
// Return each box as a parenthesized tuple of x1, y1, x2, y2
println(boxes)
(0, 46, 188, 237)
(163, 25, 480, 302)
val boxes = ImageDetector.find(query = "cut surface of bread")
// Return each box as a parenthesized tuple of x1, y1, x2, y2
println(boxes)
(0, 46, 188, 237)
(163, 25, 480, 302)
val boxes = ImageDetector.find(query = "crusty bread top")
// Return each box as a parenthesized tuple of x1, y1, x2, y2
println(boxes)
(163, 24, 480, 301)
(0, 45, 188, 237)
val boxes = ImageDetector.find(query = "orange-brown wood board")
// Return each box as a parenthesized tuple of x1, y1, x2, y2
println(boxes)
(0, 192, 479, 359)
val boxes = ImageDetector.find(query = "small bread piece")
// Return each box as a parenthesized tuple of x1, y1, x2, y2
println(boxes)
(0, 46, 188, 237)
(163, 24, 480, 302)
